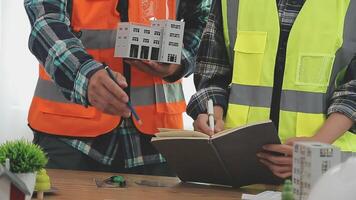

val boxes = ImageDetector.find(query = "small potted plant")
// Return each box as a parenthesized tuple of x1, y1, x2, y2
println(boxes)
(0, 140, 48, 200)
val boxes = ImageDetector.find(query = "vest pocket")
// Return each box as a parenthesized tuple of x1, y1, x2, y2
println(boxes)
(296, 54, 334, 89)
(39, 100, 97, 119)
(233, 31, 267, 85)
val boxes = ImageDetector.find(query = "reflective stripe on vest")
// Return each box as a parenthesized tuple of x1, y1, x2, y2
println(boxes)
(223, 0, 356, 151)
(79, 30, 117, 49)
(34, 78, 184, 106)
(229, 84, 327, 114)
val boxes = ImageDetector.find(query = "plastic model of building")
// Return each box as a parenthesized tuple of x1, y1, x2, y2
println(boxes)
(114, 20, 185, 64)
(292, 142, 341, 200)
(0, 164, 31, 200)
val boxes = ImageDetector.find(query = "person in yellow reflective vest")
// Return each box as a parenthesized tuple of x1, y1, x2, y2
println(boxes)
(187, 0, 356, 178)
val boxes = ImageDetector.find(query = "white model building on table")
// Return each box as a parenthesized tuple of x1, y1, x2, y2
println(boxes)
(114, 19, 185, 64)
(292, 142, 341, 200)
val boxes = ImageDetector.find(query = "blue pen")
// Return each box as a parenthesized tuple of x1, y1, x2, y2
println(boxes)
(104, 65, 143, 125)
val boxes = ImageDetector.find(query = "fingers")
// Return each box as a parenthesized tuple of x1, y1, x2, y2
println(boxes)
(125, 59, 179, 78)
(90, 86, 130, 117)
(194, 105, 225, 135)
(88, 69, 131, 117)
(90, 97, 130, 117)
(193, 114, 214, 136)
(114, 72, 128, 88)
(257, 152, 292, 165)
(145, 61, 178, 77)
(262, 144, 293, 156)
(259, 159, 292, 179)
(101, 75, 129, 103)
(127, 60, 160, 76)
(258, 144, 293, 179)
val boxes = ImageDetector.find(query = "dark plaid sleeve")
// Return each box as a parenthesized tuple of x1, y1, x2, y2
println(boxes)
(187, 0, 232, 120)
(328, 62, 356, 133)
(164, 0, 212, 82)
(24, 0, 103, 106)
(328, 81, 356, 133)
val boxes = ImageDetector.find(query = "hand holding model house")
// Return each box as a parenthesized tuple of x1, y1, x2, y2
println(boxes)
(115, 20, 185, 77)
(124, 59, 181, 78)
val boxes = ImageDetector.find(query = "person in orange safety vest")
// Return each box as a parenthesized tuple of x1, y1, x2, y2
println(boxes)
(25, 0, 211, 175)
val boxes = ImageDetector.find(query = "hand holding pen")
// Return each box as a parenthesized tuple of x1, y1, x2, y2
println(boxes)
(193, 99, 225, 136)
(104, 65, 143, 125)
(87, 65, 131, 118)
(207, 99, 215, 133)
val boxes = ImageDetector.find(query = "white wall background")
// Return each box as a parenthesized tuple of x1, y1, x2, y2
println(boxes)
(0, 0, 195, 144)
(0, 0, 38, 143)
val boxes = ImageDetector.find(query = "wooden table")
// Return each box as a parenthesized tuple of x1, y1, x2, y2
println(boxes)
(32, 169, 280, 200)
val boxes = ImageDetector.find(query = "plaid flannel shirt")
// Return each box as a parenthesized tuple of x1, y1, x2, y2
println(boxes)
(25, 0, 211, 168)
(187, 0, 356, 132)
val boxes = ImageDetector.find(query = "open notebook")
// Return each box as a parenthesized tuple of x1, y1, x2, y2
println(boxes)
(151, 121, 283, 187)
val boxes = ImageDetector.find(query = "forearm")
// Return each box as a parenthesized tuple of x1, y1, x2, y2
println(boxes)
(314, 113, 354, 144)
(24, 0, 102, 106)
(167, 0, 212, 81)
(187, 0, 231, 119)
(328, 79, 356, 133)
(187, 87, 229, 120)
(315, 77, 356, 143)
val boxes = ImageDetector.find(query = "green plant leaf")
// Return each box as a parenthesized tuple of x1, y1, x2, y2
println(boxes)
(0, 140, 48, 173)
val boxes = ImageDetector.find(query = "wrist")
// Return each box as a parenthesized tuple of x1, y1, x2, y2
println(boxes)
(163, 64, 185, 82)
(310, 133, 333, 144)
(74, 60, 104, 107)
(313, 113, 354, 144)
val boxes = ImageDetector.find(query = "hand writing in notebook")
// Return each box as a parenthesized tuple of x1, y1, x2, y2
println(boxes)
(193, 103, 224, 136)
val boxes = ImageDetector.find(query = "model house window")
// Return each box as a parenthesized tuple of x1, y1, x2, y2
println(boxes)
(153, 40, 160, 45)
(140, 46, 149, 59)
(151, 47, 159, 61)
(169, 33, 180, 38)
(143, 38, 149, 43)
(133, 28, 140, 33)
(169, 42, 179, 47)
(125, 28, 128, 30)
(132, 37, 139, 41)
(129, 44, 139, 58)
(167, 54, 177, 62)
(144, 29, 151, 34)
(154, 31, 161, 36)
(171, 24, 181, 29)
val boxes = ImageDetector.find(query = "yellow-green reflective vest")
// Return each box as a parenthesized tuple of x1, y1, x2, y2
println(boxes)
(222, 0, 356, 151)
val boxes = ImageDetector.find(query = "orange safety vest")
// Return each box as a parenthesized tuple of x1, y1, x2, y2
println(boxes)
(28, 0, 186, 137)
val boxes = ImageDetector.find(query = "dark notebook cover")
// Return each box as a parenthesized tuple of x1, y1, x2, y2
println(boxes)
(151, 121, 283, 187)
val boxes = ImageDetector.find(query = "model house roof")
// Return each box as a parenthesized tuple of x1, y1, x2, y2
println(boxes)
(0, 164, 31, 195)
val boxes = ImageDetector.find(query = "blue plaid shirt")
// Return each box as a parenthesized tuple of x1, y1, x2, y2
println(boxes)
(25, 0, 212, 168)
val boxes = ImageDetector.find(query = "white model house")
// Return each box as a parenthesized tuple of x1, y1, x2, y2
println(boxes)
(0, 164, 31, 200)
(114, 20, 185, 64)
(292, 142, 341, 200)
